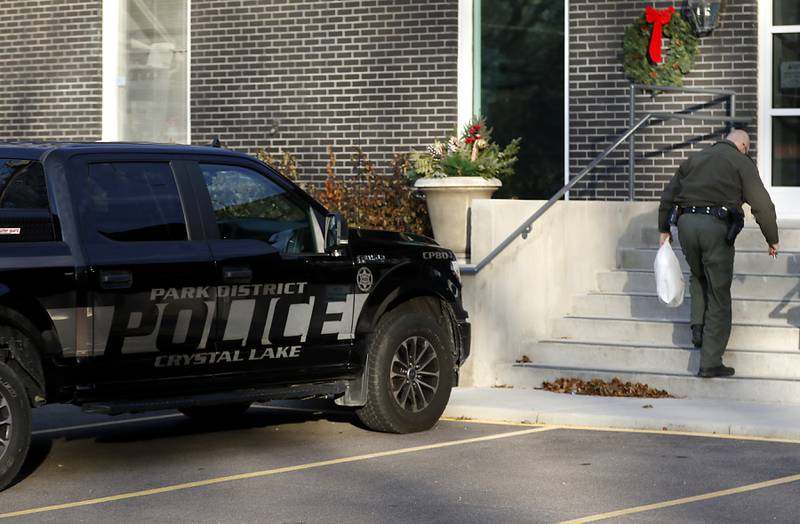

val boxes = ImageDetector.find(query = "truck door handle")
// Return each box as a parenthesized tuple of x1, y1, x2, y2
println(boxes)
(222, 266, 252, 284)
(99, 270, 132, 289)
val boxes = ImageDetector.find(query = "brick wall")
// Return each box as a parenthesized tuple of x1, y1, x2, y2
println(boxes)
(568, 0, 758, 200)
(0, 1, 102, 142)
(190, 0, 460, 182)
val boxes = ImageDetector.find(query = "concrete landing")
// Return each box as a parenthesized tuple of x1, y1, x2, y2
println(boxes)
(443, 387, 800, 441)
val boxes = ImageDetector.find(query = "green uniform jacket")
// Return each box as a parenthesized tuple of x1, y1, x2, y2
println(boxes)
(658, 140, 779, 245)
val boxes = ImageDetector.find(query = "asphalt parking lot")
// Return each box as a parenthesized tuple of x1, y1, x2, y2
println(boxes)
(1, 402, 799, 523)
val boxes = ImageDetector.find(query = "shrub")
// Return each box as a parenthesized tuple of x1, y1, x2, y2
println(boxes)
(257, 149, 298, 180)
(259, 146, 431, 237)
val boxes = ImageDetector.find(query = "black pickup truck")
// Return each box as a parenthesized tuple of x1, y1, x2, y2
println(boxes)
(0, 143, 470, 490)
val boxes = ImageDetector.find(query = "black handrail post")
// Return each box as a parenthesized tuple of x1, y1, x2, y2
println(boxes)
(629, 82, 636, 201)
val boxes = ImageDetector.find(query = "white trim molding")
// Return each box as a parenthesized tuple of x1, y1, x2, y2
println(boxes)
(101, 0, 119, 142)
(457, 0, 474, 129)
(564, 0, 570, 195)
(186, 0, 192, 144)
(757, 0, 772, 183)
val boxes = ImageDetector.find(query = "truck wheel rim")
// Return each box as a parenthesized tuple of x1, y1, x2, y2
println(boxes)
(0, 393, 11, 462)
(390, 336, 440, 413)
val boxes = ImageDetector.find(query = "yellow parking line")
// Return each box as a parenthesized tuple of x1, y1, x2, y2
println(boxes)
(441, 417, 800, 444)
(0, 426, 557, 519)
(560, 473, 800, 523)
(441, 417, 546, 428)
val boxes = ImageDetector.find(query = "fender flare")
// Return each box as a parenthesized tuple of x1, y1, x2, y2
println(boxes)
(355, 262, 459, 336)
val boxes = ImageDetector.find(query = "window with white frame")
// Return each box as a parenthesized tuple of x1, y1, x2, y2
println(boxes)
(104, 0, 189, 143)
(768, 1, 800, 187)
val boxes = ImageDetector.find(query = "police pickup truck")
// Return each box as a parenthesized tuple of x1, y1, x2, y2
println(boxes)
(0, 143, 470, 490)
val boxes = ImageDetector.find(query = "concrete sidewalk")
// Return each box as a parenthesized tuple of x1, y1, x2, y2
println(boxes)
(443, 387, 800, 441)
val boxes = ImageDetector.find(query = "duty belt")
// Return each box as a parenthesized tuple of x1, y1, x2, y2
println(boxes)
(680, 205, 726, 215)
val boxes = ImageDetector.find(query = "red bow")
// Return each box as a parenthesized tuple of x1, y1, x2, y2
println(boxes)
(645, 6, 675, 64)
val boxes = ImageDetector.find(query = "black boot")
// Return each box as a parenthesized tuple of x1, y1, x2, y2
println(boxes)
(697, 365, 735, 378)
(691, 324, 703, 348)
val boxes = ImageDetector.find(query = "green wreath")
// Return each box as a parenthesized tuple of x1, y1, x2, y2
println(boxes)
(623, 10, 699, 86)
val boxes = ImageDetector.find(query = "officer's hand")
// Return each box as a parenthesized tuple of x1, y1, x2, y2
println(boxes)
(769, 243, 779, 258)
(659, 232, 671, 246)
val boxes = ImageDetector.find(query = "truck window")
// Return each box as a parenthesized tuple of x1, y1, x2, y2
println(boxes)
(200, 164, 317, 254)
(87, 162, 188, 242)
(0, 159, 55, 242)
(0, 159, 48, 209)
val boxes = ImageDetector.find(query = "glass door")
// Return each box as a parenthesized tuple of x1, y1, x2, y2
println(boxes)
(759, 1, 800, 216)
(473, 0, 565, 199)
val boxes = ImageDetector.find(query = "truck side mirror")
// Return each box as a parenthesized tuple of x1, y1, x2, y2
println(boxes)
(324, 212, 348, 252)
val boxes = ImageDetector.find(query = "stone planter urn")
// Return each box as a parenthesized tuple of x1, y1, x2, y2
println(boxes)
(414, 176, 502, 262)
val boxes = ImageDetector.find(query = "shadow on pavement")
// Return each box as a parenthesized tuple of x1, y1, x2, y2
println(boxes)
(10, 401, 360, 487)
(60, 404, 358, 445)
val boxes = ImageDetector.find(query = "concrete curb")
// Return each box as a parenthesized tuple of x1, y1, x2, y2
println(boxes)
(443, 387, 800, 441)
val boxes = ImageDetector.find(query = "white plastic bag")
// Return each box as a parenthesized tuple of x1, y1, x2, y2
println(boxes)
(654, 240, 685, 307)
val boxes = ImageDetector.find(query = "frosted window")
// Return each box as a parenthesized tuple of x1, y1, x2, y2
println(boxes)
(117, 0, 188, 143)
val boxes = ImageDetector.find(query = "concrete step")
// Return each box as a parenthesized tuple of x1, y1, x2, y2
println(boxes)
(551, 316, 800, 352)
(572, 292, 800, 326)
(523, 340, 800, 380)
(597, 270, 800, 301)
(618, 247, 800, 275)
(495, 364, 800, 404)
(639, 226, 800, 251)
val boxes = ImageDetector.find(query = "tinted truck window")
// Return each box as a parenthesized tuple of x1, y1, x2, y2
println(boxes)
(201, 163, 315, 253)
(0, 159, 48, 209)
(87, 162, 187, 242)
(0, 159, 55, 242)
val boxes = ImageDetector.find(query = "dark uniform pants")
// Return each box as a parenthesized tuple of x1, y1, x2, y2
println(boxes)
(676, 213, 735, 368)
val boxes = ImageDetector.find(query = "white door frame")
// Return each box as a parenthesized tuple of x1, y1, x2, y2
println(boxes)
(101, 0, 120, 142)
(457, 0, 474, 130)
(757, 1, 800, 217)
(457, 0, 570, 194)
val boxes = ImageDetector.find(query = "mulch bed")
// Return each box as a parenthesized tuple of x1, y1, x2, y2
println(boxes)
(542, 377, 673, 398)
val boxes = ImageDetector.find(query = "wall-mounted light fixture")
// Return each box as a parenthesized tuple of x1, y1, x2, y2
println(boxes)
(684, 0, 722, 36)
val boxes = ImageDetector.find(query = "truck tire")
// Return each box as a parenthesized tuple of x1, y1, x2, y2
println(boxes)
(356, 301, 454, 433)
(179, 402, 252, 422)
(0, 361, 31, 492)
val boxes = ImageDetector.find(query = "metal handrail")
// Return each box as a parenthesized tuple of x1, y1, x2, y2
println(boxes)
(461, 85, 750, 275)
(462, 114, 650, 275)
(627, 82, 739, 200)
(631, 83, 737, 97)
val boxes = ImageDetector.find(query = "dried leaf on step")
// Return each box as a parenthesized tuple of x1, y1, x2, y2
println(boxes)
(541, 377, 672, 398)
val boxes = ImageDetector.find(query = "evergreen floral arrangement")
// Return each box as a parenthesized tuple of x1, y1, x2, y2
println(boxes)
(409, 118, 521, 180)
(623, 6, 699, 87)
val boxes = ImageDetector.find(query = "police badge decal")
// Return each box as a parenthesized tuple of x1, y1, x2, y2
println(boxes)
(356, 267, 373, 292)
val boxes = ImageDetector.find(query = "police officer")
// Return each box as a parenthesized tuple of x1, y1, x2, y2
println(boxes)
(658, 130, 779, 378)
